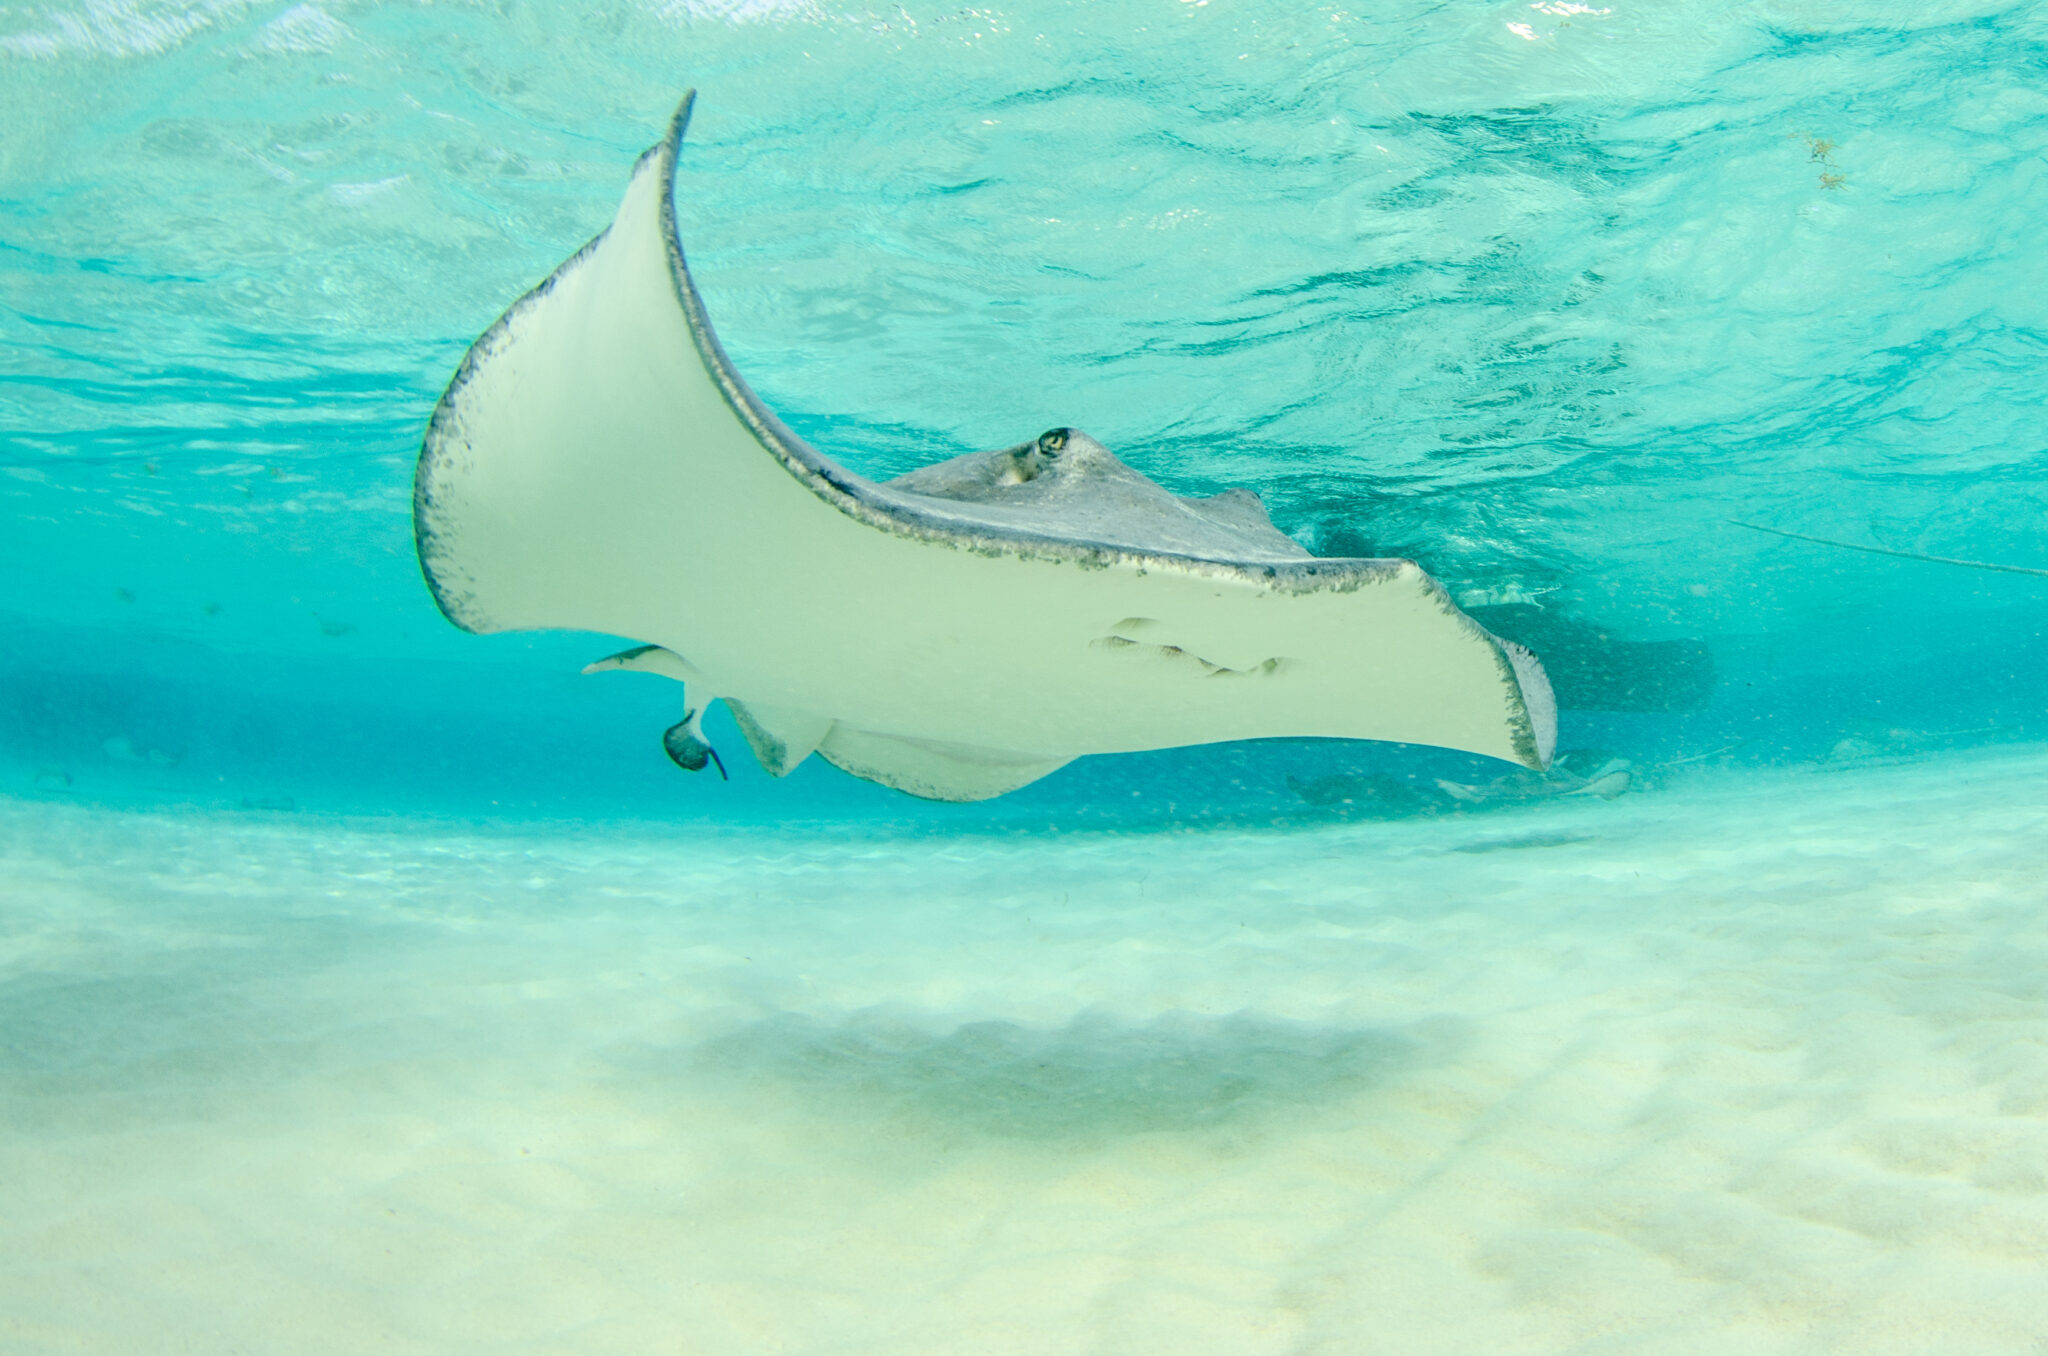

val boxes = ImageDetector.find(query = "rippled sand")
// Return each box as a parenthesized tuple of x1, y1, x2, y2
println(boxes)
(4, 749, 2046, 1353)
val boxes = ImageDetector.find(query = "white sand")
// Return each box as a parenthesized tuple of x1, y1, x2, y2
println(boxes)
(3, 748, 2047, 1353)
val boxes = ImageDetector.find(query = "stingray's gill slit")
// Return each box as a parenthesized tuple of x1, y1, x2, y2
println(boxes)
(1090, 634, 1290, 678)
(413, 92, 1560, 801)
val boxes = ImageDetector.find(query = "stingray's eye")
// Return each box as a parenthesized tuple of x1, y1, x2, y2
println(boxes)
(1037, 428, 1068, 456)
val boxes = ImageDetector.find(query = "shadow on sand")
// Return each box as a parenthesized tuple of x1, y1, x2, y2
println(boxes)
(676, 1008, 1456, 1142)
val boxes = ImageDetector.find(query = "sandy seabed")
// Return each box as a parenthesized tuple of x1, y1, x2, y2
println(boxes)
(3, 748, 2046, 1355)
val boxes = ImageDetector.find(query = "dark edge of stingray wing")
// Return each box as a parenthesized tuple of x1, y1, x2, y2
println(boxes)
(413, 134, 667, 635)
(648, 97, 1400, 593)
(413, 92, 1556, 769)
(1495, 635, 1557, 769)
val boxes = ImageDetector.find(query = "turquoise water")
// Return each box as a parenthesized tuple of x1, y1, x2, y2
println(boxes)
(5, 2, 2048, 1350)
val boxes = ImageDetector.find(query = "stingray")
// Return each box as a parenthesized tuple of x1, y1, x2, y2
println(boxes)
(412, 93, 1556, 802)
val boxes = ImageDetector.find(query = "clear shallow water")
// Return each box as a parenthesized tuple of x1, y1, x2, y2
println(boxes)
(4, 0, 2048, 1349)
(6, 0, 2048, 817)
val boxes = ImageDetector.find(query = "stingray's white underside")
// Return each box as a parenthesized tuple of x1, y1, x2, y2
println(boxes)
(414, 94, 1556, 801)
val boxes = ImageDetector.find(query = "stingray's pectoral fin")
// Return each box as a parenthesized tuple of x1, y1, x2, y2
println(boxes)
(662, 706, 727, 781)
(726, 700, 833, 778)
(816, 726, 1070, 803)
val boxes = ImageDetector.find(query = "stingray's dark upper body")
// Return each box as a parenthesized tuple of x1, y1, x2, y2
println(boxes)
(876, 428, 1313, 566)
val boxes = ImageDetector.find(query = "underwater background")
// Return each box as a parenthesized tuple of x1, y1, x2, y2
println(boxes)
(5, 0, 2048, 1349)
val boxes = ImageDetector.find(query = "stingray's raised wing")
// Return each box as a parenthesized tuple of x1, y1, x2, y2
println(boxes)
(414, 92, 1556, 800)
